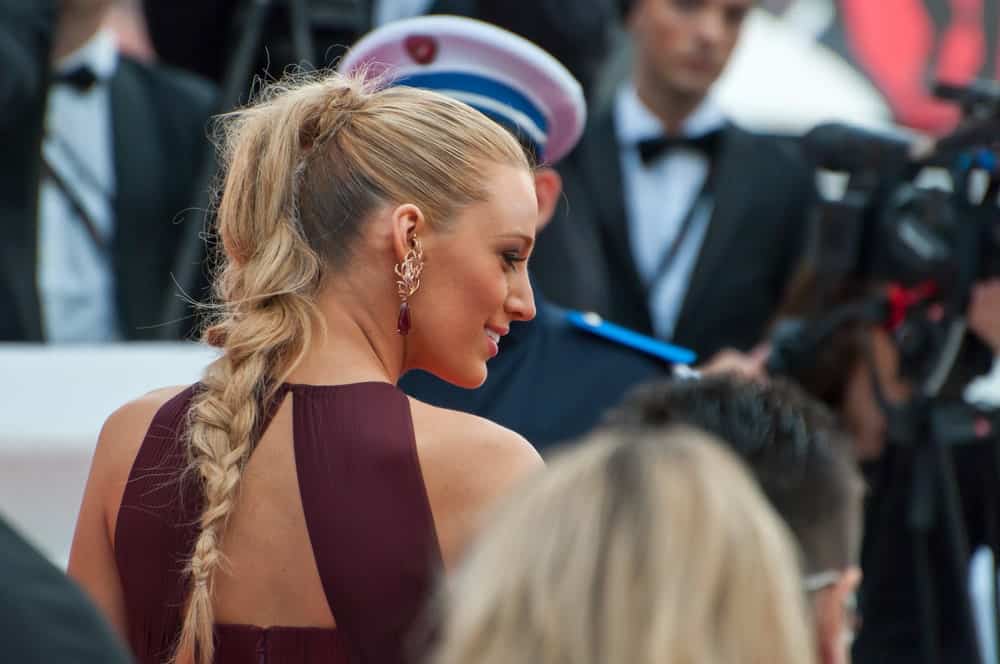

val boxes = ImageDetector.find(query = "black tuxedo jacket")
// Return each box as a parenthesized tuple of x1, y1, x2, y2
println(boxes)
(0, 7, 216, 341)
(532, 101, 816, 361)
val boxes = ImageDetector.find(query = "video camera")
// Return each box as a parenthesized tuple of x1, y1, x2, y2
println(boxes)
(805, 81, 999, 293)
(770, 79, 1000, 386)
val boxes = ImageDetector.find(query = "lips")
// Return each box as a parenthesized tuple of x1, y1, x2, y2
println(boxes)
(485, 327, 506, 359)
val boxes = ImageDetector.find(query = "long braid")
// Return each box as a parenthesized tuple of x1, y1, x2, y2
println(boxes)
(171, 83, 325, 664)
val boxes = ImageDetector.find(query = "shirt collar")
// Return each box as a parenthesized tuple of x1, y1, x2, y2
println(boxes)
(614, 82, 727, 145)
(55, 29, 119, 83)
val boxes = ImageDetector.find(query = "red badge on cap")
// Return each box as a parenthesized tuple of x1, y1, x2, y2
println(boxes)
(405, 35, 438, 65)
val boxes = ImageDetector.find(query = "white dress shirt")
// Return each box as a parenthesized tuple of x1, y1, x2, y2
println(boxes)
(615, 83, 727, 339)
(37, 30, 121, 343)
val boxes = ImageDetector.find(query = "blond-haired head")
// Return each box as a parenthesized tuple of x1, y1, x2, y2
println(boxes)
(433, 426, 817, 664)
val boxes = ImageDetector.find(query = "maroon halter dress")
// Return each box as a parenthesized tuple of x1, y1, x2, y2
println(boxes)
(114, 382, 443, 663)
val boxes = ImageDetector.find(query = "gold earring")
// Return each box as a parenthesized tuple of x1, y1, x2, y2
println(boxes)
(394, 237, 423, 335)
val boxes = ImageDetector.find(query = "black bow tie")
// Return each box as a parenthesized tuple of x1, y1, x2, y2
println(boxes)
(637, 130, 721, 165)
(54, 65, 98, 92)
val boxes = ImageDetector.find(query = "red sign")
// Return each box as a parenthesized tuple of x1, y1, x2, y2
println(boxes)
(837, 0, 998, 133)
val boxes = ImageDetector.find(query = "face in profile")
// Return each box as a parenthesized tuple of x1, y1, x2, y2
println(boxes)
(631, 0, 752, 100)
(408, 163, 538, 388)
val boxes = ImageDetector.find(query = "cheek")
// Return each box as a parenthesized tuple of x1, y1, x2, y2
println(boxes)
(424, 256, 506, 332)
(718, 32, 741, 59)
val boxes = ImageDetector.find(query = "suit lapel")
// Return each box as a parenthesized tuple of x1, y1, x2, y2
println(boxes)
(674, 124, 755, 341)
(577, 104, 651, 330)
(110, 61, 167, 338)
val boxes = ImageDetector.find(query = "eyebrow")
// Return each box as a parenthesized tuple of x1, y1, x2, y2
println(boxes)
(495, 232, 535, 251)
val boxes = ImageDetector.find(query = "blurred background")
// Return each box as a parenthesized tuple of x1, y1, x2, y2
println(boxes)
(1, 1, 998, 663)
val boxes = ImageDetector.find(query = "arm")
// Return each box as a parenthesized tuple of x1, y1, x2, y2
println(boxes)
(67, 389, 176, 639)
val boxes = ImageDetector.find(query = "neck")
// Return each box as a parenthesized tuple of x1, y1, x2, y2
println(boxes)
(52, 9, 107, 61)
(285, 285, 404, 387)
(633, 67, 704, 135)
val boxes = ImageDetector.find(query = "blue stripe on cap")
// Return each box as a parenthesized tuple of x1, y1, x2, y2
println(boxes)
(471, 106, 543, 159)
(395, 71, 548, 139)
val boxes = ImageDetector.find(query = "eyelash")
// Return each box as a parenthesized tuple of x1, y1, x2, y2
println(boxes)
(503, 252, 528, 270)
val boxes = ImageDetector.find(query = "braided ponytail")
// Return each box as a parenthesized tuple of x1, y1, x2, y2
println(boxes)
(171, 80, 328, 664)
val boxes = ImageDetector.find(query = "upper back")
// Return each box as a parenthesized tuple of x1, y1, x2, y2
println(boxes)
(113, 382, 439, 662)
(109, 380, 539, 663)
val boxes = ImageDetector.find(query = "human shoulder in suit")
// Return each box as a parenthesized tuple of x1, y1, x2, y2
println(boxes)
(532, 0, 816, 361)
(0, 0, 216, 342)
(0, 516, 132, 663)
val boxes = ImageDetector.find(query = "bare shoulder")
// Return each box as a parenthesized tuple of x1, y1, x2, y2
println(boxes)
(407, 397, 543, 566)
(91, 386, 190, 519)
(407, 397, 543, 481)
(97, 386, 189, 462)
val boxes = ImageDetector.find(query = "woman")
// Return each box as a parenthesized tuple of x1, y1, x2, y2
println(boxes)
(66, 71, 543, 663)
(432, 425, 817, 664)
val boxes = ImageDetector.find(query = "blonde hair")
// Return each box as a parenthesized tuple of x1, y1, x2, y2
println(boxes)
(173, 70, 528, 664)
(432, 427, 818, 664)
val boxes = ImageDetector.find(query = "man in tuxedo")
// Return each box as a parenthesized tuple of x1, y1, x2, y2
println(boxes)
(532, 0, 816, 361)
(0, 0, 216, 342)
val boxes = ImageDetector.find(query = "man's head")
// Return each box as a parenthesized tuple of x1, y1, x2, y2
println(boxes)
(609, 375, 865, 664)
(624, 0, 752, 104)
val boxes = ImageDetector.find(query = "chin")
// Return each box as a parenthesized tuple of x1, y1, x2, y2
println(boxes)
(452, 366, 488, 390)
(667, 72, 714, 99)
(430, 362, 488, 390)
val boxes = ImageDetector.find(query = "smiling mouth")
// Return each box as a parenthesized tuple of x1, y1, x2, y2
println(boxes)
(485, 329, 501, 345)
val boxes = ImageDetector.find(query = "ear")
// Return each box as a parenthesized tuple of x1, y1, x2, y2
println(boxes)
(814, 567, 862, 664)
(390, 203, 426, 261)
(534, 167, 563, 233)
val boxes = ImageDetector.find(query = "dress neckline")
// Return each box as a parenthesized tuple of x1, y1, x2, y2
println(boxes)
(279, 380, 399, 392)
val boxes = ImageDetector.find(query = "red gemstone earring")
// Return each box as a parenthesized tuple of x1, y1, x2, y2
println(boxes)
(394, 237, 423, 335)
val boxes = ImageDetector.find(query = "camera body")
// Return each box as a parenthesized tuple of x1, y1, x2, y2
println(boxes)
(808, 145, 998, 299)
(770, 81, 999, 387)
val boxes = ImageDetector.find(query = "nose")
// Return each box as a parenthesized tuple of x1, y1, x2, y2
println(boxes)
(506, 271, 536, 322)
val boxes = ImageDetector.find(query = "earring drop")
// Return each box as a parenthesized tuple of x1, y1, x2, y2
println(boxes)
(394, 237, 423, 335)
